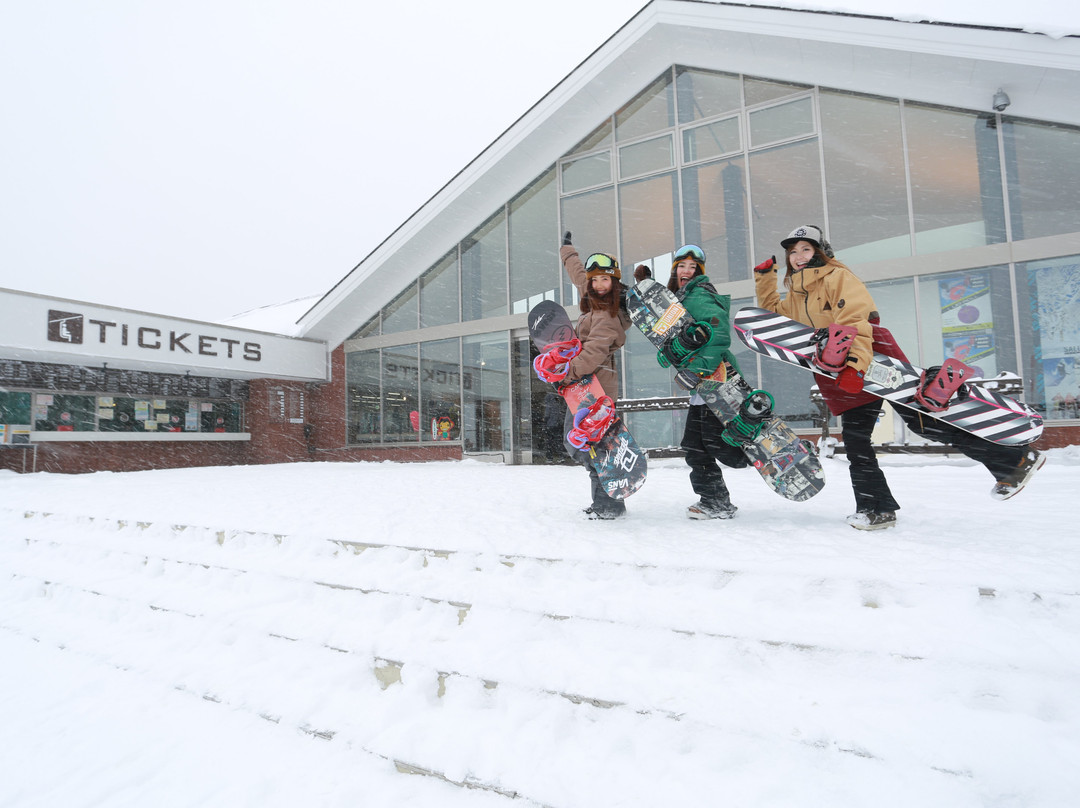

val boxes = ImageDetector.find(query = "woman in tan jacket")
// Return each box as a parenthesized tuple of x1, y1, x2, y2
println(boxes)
(755, 225, 1044, 530)
(558, 232, 632, 519)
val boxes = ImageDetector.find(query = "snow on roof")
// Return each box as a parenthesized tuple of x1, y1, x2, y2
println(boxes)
(219, 296, 320, 337)
(756, 0, 1079, 39)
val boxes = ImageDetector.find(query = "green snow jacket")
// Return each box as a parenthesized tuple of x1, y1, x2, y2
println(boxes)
(675, 275, 741, 376)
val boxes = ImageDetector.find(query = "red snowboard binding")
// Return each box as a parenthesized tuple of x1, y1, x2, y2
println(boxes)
(566, 396, 617, 450)
(533, 339, 582, 383)
(809, 323, 858, 372)
(915, 358, 973, 412)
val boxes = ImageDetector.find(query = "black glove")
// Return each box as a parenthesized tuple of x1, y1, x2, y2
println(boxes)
(563, 231, 573, 246)
(634, 264, 651, 282)
(676, 320, 711, 352)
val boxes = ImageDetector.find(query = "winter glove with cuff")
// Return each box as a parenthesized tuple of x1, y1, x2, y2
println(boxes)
(836, 366, 865, 394)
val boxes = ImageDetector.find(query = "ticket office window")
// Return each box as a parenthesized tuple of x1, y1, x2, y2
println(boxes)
(23, 392, 244, 433)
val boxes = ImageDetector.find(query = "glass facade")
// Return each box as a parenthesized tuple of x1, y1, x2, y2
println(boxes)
(345, 65, 1080, 457)
(0, 390, 244, 435)
(0, 362, 247, 440)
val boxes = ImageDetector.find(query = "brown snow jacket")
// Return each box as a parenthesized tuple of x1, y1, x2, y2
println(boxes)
(560, 245, 631, 404)
(755, 259, 909, 415)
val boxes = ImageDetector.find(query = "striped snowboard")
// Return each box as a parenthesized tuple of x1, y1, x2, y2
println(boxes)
(733, 307, 1043, 446)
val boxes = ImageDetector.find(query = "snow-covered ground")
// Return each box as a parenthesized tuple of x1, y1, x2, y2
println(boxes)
(2, 450, 1078, 807)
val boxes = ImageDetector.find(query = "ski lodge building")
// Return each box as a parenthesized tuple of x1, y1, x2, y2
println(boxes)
(3, 0, 1079, 474)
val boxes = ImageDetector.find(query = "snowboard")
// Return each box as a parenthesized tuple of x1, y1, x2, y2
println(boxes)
(733, 306, 1044, 446)
(527, 300, 647, 500)
(625, 279, 825, 502)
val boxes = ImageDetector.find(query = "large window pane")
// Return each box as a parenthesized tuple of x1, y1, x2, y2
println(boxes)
(744, 77, 810, 107)
(1016, 255, 1079, 417)
(560, 187, 617, 303)
(462, 333, 510, 453)
(623, 409, 684, 453)
(0, 391, 31, 433)
(1004, 118, 1080, 241)
(616, 71, 675, 142)
(905, 104, 1006, 254)
(820, 91, 911, 263)
(620, 173, 678, 269)
(683, 117, 740, 164)
(748, 139, 824, 265)
(420, 250, 459, 328)
(383, 345, 419, 443)
(346, 350, 381, 444)
(864, 278, 918, 366)
(915, 267, 1016, 378)
(561, 152, 612, 193)
(748, 97, 814, 147)
(566, 118, 612, 157)
(461, 211, 508, 322)
(382, 282, 418, 335)
(348, 315, 379, 340)
(676, 67, 741, 124)
(618, 135, 674, 179)
(509, 169, 559, 314)
(33, 393, 95, 431)
(682, 157, 749, 283)
(420, 339, 461, 442)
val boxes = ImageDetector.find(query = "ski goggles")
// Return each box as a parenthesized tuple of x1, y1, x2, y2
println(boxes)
(673, 244, 706, 265)
(585, 253, 619, 273)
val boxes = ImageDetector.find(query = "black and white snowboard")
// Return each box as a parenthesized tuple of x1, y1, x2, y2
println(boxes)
(733, 306, 1043, 446)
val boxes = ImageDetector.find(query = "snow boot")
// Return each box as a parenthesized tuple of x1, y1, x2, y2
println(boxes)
(687, 498, 738, 520)
(991, 448, 1045, 501)
(846, 510, 897, 530)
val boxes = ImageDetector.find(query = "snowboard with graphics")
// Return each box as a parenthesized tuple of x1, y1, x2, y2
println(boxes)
(528, 300, 647, 500)
(733, 306, 1043, 445)
(626, 279, 825, 502)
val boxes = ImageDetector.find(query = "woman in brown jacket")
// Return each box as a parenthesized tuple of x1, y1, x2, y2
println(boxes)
(755, 225, 1044, 530)
(558, 232, 632, 519)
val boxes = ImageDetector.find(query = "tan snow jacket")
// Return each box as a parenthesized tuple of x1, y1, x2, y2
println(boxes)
(560, 245, 631, 403)
(754, 260, 878, 374)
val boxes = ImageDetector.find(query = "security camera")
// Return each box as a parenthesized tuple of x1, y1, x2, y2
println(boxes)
(992, 88, 1011, 112)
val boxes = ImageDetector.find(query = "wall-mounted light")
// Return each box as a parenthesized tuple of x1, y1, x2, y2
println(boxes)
(992, 88, 1011, 112)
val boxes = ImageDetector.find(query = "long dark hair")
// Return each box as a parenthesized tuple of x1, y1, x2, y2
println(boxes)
(580, 278, 624, 316)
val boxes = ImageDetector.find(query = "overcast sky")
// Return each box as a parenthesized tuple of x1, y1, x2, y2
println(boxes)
(1, 0, 1075, 325)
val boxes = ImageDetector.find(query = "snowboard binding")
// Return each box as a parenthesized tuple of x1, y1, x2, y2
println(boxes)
(566, 396, 617, 450)
(809, 323, 858, 372)
(658, 320, 712, 368)
(721, 389, 775, 447)
(914, 358, 973, 412)
(533, 339, 583, 383)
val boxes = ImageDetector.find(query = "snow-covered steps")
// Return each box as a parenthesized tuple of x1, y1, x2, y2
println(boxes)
(4, 501, 1080, 805)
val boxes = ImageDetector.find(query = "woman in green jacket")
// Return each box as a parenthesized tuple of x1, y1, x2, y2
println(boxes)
(642, 245, 750, 519)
